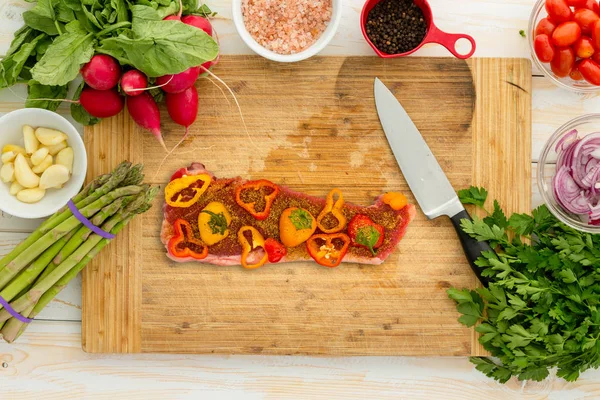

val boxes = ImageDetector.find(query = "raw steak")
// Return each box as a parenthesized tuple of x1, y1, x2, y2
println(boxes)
(161, 163, 416, 266)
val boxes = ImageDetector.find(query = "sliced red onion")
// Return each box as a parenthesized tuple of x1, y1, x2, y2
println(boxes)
(555, 129, 578, 152)
(585, 158, 599, 173)
(553, 131, 600, 225)
(583, 164, 600, 188)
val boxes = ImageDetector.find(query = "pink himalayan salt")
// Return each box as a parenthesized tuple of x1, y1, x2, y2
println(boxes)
(242, 0, 333, 55)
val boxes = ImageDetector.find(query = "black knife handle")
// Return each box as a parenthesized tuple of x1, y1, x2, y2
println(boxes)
(449, 209, 492, 287)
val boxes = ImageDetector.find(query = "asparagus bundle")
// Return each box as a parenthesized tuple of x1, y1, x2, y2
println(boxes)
(0, 161, 157, 342)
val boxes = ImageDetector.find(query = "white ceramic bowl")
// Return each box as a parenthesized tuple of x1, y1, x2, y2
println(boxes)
(232, 0, 343, 62)
(0, 109, 87, 219)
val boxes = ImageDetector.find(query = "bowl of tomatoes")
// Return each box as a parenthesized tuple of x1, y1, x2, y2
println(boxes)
(530, 0, 600, 92)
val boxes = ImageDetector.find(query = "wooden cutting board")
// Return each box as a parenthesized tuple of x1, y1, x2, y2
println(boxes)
(82, 57, 531, 355)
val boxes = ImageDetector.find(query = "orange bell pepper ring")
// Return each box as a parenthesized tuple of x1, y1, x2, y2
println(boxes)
(237, 226, 269, 269)
(306, 233, 351, 268)
(165, 174, 212, 208)
(235, 180, 280, 220)
(382, 192, 408, 210)
(168, 219, 208, 260)
(317, 189, 347, 234)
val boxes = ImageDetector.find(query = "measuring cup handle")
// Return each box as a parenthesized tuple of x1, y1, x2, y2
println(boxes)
(427, 25, 476, 59)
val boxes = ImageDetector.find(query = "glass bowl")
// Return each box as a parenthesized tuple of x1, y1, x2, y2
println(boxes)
(529, 0, 600, 93)
(538, 114, 600, 233)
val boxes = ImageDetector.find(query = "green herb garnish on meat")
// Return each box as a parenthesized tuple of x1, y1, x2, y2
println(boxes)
(201, 210, 228, 235)
(450, 186, 600, 383)
(289, 208, 313, 230)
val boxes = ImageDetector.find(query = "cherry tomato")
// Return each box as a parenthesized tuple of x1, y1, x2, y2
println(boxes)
(534, 34, 556, 62)
(553, 21, 582, 46)
(536, 17, 558, 36)
(593, 50, 600, 62)
(574, 8, 600, 34)
(551, 47, 576, 77)
(592, 19, 600, 48)
(579, 58, 600, 84)
(570, 63, 584, 80)
(574, 36, 596, 57)
(580, 0, 600, 14)
(568, 0, 588, 5)
(546, 0, 574, 22)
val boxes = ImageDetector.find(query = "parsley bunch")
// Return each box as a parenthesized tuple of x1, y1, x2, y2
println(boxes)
(449, 187, 600, 383)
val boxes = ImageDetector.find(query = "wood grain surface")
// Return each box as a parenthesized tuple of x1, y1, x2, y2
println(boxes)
(82, 57, 531, 355)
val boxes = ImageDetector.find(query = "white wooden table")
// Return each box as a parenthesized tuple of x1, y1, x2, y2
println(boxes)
(1, 0, 600, 398)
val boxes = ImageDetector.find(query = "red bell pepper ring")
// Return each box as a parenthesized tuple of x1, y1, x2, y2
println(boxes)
(306, 233, 350, 268)
(265, 238, 287, 263)
(235, 179, 280, 220)
(168, 219, 208, 260)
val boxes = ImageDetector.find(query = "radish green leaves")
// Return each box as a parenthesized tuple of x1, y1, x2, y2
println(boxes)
(0, 0, 218, 120)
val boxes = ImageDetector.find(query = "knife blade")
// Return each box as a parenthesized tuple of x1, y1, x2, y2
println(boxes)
(374, 78, 491, 286)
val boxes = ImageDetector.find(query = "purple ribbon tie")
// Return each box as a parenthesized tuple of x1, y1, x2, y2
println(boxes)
(68, 200, 115, 239)
(0, 295, 32, 323)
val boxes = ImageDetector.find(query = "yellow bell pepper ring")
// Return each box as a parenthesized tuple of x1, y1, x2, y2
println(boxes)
(165, 174, 211, 208)
(317, 189, 347, 234)
(238, 226, 269, 269)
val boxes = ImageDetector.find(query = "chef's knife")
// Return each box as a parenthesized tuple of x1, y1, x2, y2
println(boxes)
(374, 78, 491, 287)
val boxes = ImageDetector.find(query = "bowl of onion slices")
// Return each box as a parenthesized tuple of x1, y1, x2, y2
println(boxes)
(539, 114, 600, 232)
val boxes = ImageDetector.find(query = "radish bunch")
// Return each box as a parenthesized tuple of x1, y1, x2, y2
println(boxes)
(78, 15, 217, 151)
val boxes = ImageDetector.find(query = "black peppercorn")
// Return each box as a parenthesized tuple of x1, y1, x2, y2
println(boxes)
(365, 0, 428, 55)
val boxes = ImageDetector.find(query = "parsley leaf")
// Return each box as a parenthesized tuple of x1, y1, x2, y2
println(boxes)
(458, 186, 488, 208)
(449, 192, 600, 384)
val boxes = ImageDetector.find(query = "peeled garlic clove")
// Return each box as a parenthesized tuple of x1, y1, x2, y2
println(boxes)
(31, 147, 49, 166)
(2, 144, 26, 155)
(0, 163, 14, 183)
(44, 141, 68, 156)
(55, 147, 74, 174)
(17, 188, 45, 203)
(31, 155, 53, 175)
(35, 128, 67, 146)
(15, 154, 40, 188)
(39, 164, 70, 190)
(23, 125, 39, 154)
(9, 182, 23, 196)
(1, 151, 16, 164)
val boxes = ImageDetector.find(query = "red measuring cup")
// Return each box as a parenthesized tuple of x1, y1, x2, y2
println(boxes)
(360, 0, 476, 59)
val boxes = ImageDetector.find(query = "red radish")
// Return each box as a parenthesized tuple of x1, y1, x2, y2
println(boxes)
(81, 55, 121, 91)
(80, 87, 124, 118)
(166, 85, 198, 131)
(121, 70, 148, 96)
(182, 15, 212, 36)
(127, 93, 167, 151)
(156, 66, 200, 93)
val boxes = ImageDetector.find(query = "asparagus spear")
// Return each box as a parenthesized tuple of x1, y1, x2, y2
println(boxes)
(0, 191, 153, 322)
(0, 305, 33, 343)
(0, 185, 144, 289)
(0, 231, 75, 304)
(0, 162, 133, 274)
(121, 164, 144, 187)
(0, 196, 133, 303)
(2, 214, 140, 343)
